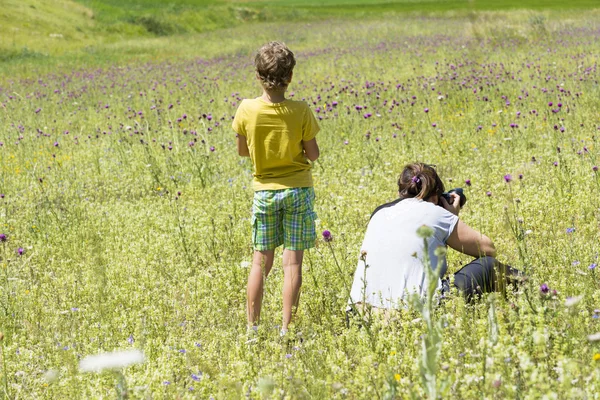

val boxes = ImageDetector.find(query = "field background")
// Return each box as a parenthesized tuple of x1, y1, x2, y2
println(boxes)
(1, 0, 600, 399)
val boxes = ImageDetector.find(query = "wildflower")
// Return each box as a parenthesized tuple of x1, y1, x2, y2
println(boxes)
(416, 225, 434, 239)
(504, 174, 512, 183)
(566, 227, 575, 233)
(540, 284, 549, 294)
(548, 102, 553, 107)
(424, 108, 429, 113)
(432, 123, 437, 127)
(191, 373, 202, 382)
(17, 248, 24, 256)
(0, 234, 6, 242)
(589, 264, 597, 270)
(465, 179, 471, 186)
(593, 166, 598, 172)
(35, 108, 41, 113)
(589, 333, 600, 342)
(565, 296, 582, 307)
(127, 335, 134, 345)
(486, 191, 492, 197)
(79, 350, 145, 372)
(54, 142, 59, 147)
(322, 230, 332, 242)
(210, 146, 215, 152)
(163, 381, 171, 385)
(394, 373, 401, 382)
(594, 353, 600, 362)
(518, 174, 523, 180)
(285, 354, 292, 359)
(0, 194, 4, 199)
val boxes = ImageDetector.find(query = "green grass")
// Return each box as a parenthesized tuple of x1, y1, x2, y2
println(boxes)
(1, 0, 599, 75)
(2, 3, 600, 399)
(1, 9, 600, 398)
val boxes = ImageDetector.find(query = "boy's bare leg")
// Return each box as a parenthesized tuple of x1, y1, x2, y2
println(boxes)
(247, 250, 275, 327)
(282, 249, 304, 331)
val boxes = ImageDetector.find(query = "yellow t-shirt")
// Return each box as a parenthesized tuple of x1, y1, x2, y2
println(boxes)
(232, 98, 320, 191)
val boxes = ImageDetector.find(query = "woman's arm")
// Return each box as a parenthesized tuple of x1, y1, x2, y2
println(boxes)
(303, 138, 319, 161)
(446, 219, 497, 258)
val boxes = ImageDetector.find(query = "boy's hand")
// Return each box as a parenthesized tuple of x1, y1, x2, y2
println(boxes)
(236, 134, 250, 157)
(302, 138, 319, 161)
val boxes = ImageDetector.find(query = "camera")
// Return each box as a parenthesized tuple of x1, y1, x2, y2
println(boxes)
(440, 188, 467, 208)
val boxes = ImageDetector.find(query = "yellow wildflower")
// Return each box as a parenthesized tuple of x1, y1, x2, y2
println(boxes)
(593, 353, 600, 361)
(394, 373, 401, 382)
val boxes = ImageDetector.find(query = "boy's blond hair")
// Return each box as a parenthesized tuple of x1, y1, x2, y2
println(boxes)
(254, 42, 296, 91)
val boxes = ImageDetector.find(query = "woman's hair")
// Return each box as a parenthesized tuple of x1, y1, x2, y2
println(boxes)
(398, 163, 445, 200)
(254, 42, 296, 91)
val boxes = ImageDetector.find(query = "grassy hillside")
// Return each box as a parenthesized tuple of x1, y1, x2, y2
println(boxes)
(1, 0, 599, 74)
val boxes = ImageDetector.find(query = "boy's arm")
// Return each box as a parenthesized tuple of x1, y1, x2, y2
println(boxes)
(237, 134, 250, 157)
(303, 138, 319, 161)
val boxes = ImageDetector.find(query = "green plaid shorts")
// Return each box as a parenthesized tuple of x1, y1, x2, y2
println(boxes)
(252, 187, 317, 251)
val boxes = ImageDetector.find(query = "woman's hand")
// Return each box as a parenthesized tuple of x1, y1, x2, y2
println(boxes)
(440, 193, 461, 216)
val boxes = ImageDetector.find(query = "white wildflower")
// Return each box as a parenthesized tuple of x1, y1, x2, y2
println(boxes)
(587, 332, 600, 342)
(43, 369, 59, 383)
(79, 349, 145, 373)
(565, 296, 582, 307)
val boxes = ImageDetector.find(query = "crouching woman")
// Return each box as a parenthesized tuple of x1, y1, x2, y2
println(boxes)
(349, 163, 522, 311)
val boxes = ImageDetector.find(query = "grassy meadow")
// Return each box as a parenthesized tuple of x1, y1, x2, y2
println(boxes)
(2, 0, 600, 398)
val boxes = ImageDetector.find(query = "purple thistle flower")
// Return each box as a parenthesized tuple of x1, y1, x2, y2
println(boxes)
(518, 174, 523, 180)
(540, 284, 549, 294)
(0, 234, 7, 242)
(504, 174, 512, 183)
(209, 146, 215, 152)
(593, 166, 598, 172)
(322, 230, 332, 242)
(54, 142, 59, 147)
(127, 334, 134, 345)
(553, 161, 558, 167)
(424, 108, 429, 113)
(432, 123, 437, 127)
(17, 247, 24, 256)
(35, 108, 41, 113)
(548, 102, 553, 107)
(0, 194, 4, 199)
(465, 179, 471, 186)
(486, 191, 492, 197)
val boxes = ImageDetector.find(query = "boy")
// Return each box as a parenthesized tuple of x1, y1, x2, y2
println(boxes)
(232, 42, 320, 336)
